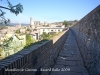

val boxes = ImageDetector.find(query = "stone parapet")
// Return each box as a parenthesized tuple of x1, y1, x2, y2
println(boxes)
(0, 29, 69, 75)
(71, 5, 100, 75)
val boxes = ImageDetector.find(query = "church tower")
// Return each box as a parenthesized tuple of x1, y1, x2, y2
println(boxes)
(30, 17, 35, 30)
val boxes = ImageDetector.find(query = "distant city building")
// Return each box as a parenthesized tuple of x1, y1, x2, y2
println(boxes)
(20, 27, 26, 33)
(34, 21, 40, 25)
(0, 17, 67, 59)
(40, 23, 44, 25)
(40, 25, 65, 35)
(30, 17, 35, 29)
(1, 34, 26, 58)
(16, 22, 21, 29)
(19, 22, 21, 28)
(67, 20, 79, 25)
(30, 17, 34, 25)
(30, 30, 40, 41)
(44, 21, 48, 25)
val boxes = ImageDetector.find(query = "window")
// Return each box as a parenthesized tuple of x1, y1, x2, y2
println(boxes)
(35, 33, 38, 40)
(58, 30, 60, 31)
(51, 30, 53, 31)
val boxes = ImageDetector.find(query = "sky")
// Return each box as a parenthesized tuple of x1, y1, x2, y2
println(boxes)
(0, 0, 100, 23)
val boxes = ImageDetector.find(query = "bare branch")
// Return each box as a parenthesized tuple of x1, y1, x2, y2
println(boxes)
(0, 6, 10, 10)
(0, 0, 23, 24)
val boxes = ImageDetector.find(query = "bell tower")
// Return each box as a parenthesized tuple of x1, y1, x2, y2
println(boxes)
(30, 17, 35, 30)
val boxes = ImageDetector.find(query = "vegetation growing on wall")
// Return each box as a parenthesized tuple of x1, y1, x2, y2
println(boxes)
(39, 32, 62, 40)
(39, 32, 50, 40)
(26, 34, 35, 46)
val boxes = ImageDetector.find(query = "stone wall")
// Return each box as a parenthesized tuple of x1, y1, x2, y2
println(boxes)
(0, 29, 69, 75)
(71, 5, 100, 75)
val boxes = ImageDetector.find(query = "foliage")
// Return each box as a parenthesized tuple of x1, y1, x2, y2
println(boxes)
(26, 28, 30, 31)
(39, 32, 50, 40)
(23, 39, 48, 49)
(63, 21, 69, 27)
(24, 32, 62, 49)
(0, 0, 23, 24)
(15, 29, 20, 34)
(39, 32, 62, 40)
(26, 34, 35, 46)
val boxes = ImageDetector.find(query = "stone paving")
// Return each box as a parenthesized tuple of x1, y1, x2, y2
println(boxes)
(50, 31, 89, 75)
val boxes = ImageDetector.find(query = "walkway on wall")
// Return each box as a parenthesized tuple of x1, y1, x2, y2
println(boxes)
(50, 30, 89, 75)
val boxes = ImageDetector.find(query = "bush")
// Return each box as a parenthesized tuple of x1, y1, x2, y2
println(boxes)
(26, 34, 35, 46)
(15, 29, 20, 34)
(39, 32, 50, 40)
(39, 32, 62, 40)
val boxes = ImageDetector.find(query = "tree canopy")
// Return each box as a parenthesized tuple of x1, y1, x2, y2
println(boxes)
(0, 0, 23, 24)
(39, 32, 50, 40)
(63, 20, 69, 27)
(26, 34, 35, 46)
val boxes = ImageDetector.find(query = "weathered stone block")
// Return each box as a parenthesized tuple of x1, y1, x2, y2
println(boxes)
(71, 5, 100, 75)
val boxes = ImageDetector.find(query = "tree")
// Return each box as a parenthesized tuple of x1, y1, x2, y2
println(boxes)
(26, 28, 31, 31)
(15, 29, 20, 34)
(26, 34, 35, 46)
(63, 21, 69, 27)
(0, 0, 23, 24)
(39, 32, 50, 40)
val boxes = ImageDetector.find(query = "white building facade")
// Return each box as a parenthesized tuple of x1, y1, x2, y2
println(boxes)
(40, 25, 65, 35)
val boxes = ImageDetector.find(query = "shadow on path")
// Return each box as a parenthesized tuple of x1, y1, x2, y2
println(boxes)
(50, 30, 89, 75)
